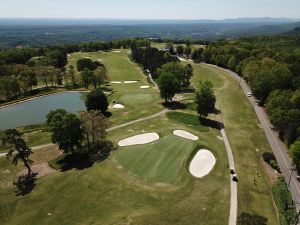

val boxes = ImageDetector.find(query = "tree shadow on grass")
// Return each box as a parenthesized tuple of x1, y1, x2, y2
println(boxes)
(54, 152, 94, 171)
(162, 101, 187, 110)
(14, 173, 38, 196)
(103, 111, 112, 118)
(199, 117, 223, 130)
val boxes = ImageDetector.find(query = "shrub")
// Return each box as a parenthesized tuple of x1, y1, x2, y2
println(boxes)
(272, 177, 295, 225)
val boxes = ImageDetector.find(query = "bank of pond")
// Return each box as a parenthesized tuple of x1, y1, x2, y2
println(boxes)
(0, 92, 85, 131)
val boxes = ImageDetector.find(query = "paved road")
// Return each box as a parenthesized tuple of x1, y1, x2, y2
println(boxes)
(204, 63, 300, 209)
(221, 128, 238, 225)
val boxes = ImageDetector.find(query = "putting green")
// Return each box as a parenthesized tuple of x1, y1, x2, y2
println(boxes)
(115, 135, 196, 183)
(119, 94, 153, 105)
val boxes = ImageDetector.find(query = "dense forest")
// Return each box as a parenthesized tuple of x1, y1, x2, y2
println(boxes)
(0, 19, 299, 48)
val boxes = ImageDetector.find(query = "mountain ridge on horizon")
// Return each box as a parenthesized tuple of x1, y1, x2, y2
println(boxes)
(0, 17, 299, 26)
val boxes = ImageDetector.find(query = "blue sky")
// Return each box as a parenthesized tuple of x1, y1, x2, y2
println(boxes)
(0, 0, 299, 19)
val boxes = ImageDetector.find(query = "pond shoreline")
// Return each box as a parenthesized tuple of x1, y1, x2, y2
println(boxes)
(0, 90, 90, 110)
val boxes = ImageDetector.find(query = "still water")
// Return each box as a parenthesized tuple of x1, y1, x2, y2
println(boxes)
(0, 92, 85, 130)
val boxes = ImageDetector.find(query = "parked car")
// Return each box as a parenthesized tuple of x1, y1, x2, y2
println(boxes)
(247, 92, 252, 97)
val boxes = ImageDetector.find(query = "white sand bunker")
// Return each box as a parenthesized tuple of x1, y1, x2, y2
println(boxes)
(85, 57, 91, 59)
(112, 50, 121, 53)
(140, 86, 150, 89)
(173, 130, 199, 141)
(179, 57, 187, 62)
(118, 133, 159, 146)
(189, 150, 216, 178)
(112, 104, 125, 109)
(124, 81, 138, 84)
(110, 81, 122, 84)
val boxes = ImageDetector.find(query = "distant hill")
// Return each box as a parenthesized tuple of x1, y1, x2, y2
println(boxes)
(285, 26, 300, 35)
(0, 18, 299, 48)
(0, 17, 299, 26)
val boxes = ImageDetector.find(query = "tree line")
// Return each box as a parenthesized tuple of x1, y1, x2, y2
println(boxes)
(191, 34, 300, 171)
(0, 38, 149, 103)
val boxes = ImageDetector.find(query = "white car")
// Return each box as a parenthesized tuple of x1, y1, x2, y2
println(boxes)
(247, 92, 252, 97)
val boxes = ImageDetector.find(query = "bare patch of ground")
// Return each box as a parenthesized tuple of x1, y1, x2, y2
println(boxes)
(262, 160, 279, 186)
(18, 163, 56, 178)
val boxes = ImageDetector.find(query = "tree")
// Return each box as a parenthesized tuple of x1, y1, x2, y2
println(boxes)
(289, 140, 300, 170)
(80, 111, 108, 150)
(35, 65, 50, 89)
(157, 72, 179, 103)
(0, 76, 20, 101)
(18, 70, 37, 94)
(67, 65, 76, 87)
(81, 68, 93, 89)
(85, 88, 109, 112)
(77, 58, 100, 71)
(47, 111, 84, 155)
(183, 64, 193, 89)
(2, 129, 33, 177)
(184, 46, 192, 56)
(176, 45, 184, 55)
(243, 58, 293, 103)
(92, 66, 108, 88)
(195, 80, 216, 117)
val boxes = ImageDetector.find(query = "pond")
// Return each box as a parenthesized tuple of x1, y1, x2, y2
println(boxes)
(0, 92, 85, 130)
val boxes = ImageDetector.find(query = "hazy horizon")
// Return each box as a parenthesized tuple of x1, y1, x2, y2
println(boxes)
(0, 0, 300, 20)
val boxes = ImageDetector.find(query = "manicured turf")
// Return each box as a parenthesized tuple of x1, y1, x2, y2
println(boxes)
(116, 135, 196, 183)
(67, 50, 163, 126)
(119, 93, 153, 105)
(0, 114, 230, 225)
(190, 63, 279, 225)
(0, 52, 233, 225)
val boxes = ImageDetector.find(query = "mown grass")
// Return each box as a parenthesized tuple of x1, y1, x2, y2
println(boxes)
(190, 63, 279, 225)
(0, 52, 232, 225)
(116, 135, 196, 183)
(67, 50, 164, 126)
(0, 113, 230, 225)
(0, 124, 51, 152)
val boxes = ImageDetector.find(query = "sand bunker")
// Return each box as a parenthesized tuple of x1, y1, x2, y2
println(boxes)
(85, 57, 91, 59)
(189, 150, 216, 178)
(179, 57, 187, 62)
(110, 81, 122, 84)
(140, 86, 150, 89)
(112, 50, 121, 53)
(124, 81, 138, 84)
(112, 104, 125, 109)
(118, 133, 159, 146)
(173, 130, 199, 141)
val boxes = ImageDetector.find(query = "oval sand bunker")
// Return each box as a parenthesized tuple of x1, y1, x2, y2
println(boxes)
(118, 133, 159, 146)
(173, 130, 199, 141)
(189, 150, 216, 178)
(124, 81, 138, 84)
(112, 104, 125, 109)
(140, 86, 150, 89)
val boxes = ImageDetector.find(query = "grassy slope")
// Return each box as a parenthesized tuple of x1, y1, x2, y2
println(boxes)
(0, 115, 230, 225)
(191, 63, 279, 224)
(67, 50, 163, 126)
